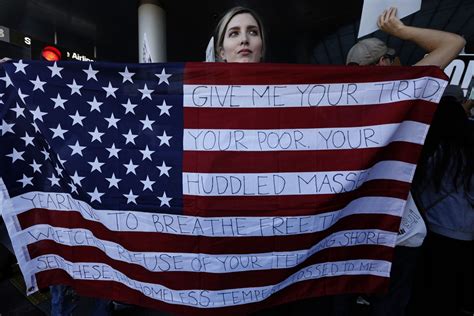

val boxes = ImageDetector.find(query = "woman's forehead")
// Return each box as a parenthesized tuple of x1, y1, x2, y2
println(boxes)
(227, 13, 259, 29)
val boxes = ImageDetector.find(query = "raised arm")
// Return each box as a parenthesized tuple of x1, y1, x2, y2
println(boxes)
(378, 7, 465, 69)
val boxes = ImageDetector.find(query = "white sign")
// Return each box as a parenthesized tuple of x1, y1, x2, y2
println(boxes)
(358, 0, 422, 38)
(142, 32, 154, 63)
(205, 37, 215, 62)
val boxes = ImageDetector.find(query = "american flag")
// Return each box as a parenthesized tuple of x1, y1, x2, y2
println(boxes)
(0, 60, 447, 314)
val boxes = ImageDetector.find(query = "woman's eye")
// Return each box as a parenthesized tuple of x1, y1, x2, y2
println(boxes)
(229, 31, 239, 37)
(249, 30, 259, 36)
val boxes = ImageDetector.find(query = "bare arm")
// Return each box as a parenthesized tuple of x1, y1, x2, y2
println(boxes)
(378, 7, 465, 69)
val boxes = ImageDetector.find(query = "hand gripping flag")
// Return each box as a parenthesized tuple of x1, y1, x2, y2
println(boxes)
(0, 60, 447, 315)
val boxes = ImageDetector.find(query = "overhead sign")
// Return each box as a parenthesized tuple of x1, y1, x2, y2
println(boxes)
(445, 54, 474, 97)
(358, 0, 422, 38)
(1, 25, 93, 61)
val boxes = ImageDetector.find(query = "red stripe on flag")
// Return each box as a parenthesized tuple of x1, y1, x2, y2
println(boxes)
(183, 142, 422, 173)
(35, 269, 389, 315)
(28, 240, 393, 290)
(18, 210, 400, 254)
(183, 101, 436, 129)
(184, 62, 447, 85)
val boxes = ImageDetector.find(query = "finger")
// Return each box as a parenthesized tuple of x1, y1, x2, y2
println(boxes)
(379, 9, 386, 24)
(389, 7, 396, 19)
(379, 10, 386, 26)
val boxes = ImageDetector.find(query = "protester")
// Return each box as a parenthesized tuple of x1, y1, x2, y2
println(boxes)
(344, 7, 465, 316)
(411, 86, 473, 316)
(212, 6, 266, 63)
(347, 7, 465, 68)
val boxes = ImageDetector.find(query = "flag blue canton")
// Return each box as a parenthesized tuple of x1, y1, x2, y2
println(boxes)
(0, 60, 184, 213)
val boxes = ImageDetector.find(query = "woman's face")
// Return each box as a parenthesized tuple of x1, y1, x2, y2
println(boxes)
(220, 13, 263, 63)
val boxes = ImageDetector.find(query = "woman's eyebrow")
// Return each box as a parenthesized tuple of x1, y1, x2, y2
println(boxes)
(227, 26, 241, 32)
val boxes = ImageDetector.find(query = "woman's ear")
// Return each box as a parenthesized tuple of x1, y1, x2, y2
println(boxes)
(219, 48, 226, 62)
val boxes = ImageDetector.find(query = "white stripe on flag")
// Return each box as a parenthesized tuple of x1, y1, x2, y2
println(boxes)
(18, 225, 397, 273)
(183, 77, 446, 108)
(24, 254, 391, 308)
(9, 192, 405, 235)
(183, 160, 416, 196)
(183, 121, 428, 151)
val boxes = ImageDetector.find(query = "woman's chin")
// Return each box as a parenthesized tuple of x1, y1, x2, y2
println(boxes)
(228, 56, 259, 63)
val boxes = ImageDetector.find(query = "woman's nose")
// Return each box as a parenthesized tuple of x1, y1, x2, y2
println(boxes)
(240, 33, 249, 44)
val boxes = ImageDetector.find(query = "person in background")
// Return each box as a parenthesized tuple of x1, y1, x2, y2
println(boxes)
(347, 7, 465, 68)
(411, 85, 473, 316)
(343, 7, 465, 316)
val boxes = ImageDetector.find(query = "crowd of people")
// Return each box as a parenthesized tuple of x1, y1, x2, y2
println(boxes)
(0, 4, 473, 316)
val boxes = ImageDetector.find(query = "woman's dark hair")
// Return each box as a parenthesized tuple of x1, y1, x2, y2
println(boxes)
(414, 96, 474, 192)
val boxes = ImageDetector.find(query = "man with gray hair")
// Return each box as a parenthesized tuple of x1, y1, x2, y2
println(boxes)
(347, 7, 464, 69)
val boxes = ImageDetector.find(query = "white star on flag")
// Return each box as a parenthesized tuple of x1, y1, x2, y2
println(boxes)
(48, 62, 63, 78)
(158, 192, 172, 207)
(58, 157, 66, 167)
(18, 88, 28, 104)
(88, 157, 105, 173)
(123, 159, 138, 175)
(48, 174, 61, 187)
(69, 111, 86, 126)
(50, 124, 67, 139)
(67, 79, 83, 95)
(106, 173, 122, 189)
(157, 161, 171, 177)
(32, 122, 40, 133)
(54, 164, 64, 176)
(119, 67, 135, 83)
(40, 148, 50, 160)
(122, 129, 138, 145)
(83, 64, 99, 81)
(0, 72, 13, 87)
(13, 60, 28, 74)
(17, 174, 33, 188)
(87, 96, 103, 112)
(157, 100, 172, 116)
(30, 75, 46, 92)
(105, 113, 120, 129)
(89, 127, 105, 143)
(102, 81, 118, 98)
(21, 132, 35, 146)
(124, 189, 139, 204)
(29, 160, 42, 173)
(140, 115, 154, 131)
(11, 103, 25, 118)
(0, 120, 14, 135)
(140, 176, 155, 191)
(88, 187, 104, 203)
(7, 148, 25, 163)
(69, 140, 86, 157)
(70, 171, 85, 185)
(30, 106, 47, 122)
(68, 182, 78, 194)
(122, 99, 138, 114)
(51, 93, 67, 109)
(157, 130, 172, 146)
(156, 68, 171, 85)
(106, 143, 121, 158)
(139, 145, 154, 161)
(138, 83, 153, 100)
